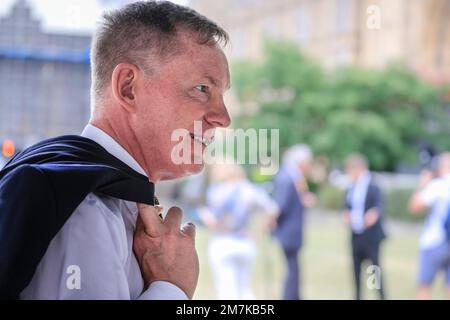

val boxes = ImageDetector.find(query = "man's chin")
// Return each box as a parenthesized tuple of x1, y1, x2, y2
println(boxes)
(159, 163, 205, 181)
(182, 162, 205, 176)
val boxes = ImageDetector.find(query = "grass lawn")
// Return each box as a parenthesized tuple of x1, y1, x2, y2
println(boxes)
(193, 210, 448, 300)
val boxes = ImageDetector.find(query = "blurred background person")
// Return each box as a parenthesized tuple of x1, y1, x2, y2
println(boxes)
(272, 144, 315, 300)
(199, 163, 279, 300)
(409, 152, 450, 300)
(178, 166, 211, 225)
(344, 154, 386, 300)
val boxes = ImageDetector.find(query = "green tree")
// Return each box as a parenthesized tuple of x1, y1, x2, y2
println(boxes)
(232, 40, 450, 171)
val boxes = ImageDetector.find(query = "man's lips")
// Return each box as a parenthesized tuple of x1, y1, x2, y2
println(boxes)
(189, 133, 214, 146)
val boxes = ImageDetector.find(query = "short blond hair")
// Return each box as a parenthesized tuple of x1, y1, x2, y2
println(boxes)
(209, 163, 246, 184)
(283, 144, 312, 166)
(345, 153, 368, 170)
(91, 1, 229, 102)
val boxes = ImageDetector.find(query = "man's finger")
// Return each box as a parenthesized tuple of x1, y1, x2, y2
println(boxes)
(181, 222, 196, 239)
(137, 203, 163, 237)
(164, 206, 183, 231)
(156, 206, 164, 220)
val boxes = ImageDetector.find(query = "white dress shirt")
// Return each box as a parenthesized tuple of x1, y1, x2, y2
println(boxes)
(347, 172, 371, 234)
(21, 124, 188, 300)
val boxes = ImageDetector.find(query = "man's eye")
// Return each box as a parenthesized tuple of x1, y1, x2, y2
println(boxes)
(195, 85, 209, 93)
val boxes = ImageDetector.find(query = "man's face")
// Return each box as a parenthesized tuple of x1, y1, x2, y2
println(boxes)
(345, 165, 362, 183)
(130, 32, 231, 181)
(299, 160, 312, 176)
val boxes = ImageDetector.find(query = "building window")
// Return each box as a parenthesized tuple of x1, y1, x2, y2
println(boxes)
(336, 0, 352, 33)
(262, 17, 280, 39)
(296, 7, 310, 44)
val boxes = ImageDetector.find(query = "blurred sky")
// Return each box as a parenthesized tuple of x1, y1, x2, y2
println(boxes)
(0, 0, 189, 35)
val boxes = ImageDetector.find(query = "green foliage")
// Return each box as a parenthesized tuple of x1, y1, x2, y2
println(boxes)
(383, 188, 424, 222)
(316, 184, 346, 210)
(232, 40, 450, 171)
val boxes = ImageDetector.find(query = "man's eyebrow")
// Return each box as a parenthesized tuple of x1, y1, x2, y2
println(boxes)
(204, 75, 231, 90)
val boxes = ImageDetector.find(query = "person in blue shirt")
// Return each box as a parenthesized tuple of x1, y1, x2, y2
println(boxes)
(409, 152, 450, 300)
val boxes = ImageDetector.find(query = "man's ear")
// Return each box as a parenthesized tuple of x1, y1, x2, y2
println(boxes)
(111, 63, 140, 113)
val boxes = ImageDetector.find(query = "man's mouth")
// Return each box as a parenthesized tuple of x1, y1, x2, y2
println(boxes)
(189, 133, 213, 146)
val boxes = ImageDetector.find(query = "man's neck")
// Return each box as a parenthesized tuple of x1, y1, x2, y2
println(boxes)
(355, 170, 370, 184)
(89, 118, 154, 181)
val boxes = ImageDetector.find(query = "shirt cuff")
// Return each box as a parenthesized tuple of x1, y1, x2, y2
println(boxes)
(138, 281, 189, 300)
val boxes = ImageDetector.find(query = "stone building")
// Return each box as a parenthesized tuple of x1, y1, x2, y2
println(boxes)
(191, 0, 450, 83)
(0, 0, 91, 151)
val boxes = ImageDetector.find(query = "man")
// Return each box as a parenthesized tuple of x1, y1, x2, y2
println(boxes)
(272, 144, 315, 300)
(344, 154, 386, 300)
(0, 1, 230, 299)
(408, 152, 450, 300)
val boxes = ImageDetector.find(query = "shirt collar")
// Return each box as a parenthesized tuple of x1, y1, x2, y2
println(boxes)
(355, 171, 371, 187)
(81, 124, 148, 177)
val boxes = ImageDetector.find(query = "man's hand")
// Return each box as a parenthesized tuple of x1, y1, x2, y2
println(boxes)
(343, 210, 351, 225)
(408, 169, 434, 214)
(302, 192, 317, 208)
(364, 208, 379, 228)
(264, 214, 278, 232)
(419, 169, 434, 188)
(133, 204, 199, 299)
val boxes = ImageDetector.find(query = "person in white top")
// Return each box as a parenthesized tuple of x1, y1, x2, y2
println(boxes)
(20, 1, 231, 299)
(409, 152, 450, 300)
(199, 163, 279, 299)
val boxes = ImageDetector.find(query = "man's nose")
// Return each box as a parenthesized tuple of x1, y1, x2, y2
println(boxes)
(205, 100, 231, 128)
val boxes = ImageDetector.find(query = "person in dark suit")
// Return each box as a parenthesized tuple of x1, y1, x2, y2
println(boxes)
(344, 154, 386, 300)
(273, 145, 315, 300)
